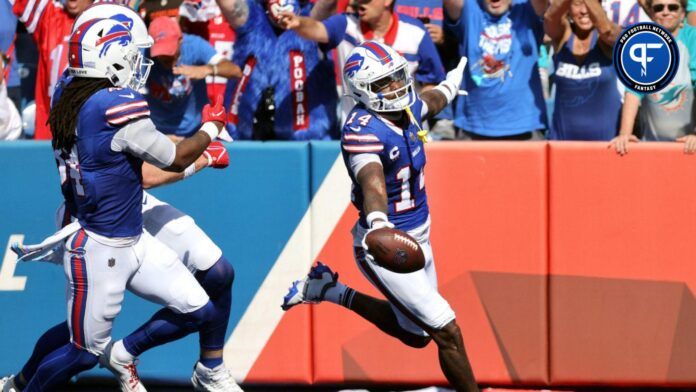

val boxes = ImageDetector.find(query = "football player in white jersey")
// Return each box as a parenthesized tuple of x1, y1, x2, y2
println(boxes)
(282, 41, 479, 391)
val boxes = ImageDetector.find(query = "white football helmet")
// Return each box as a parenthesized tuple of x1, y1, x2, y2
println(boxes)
(73, 3, 153, 90)
(68, 18, 139, 88)
(343, 41, 416, 112)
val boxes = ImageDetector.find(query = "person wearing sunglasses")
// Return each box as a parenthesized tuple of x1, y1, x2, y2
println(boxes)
(610, 0, 696, 155)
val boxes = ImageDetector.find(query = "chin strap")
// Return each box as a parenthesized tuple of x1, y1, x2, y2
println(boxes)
(404, 106, 428, 143)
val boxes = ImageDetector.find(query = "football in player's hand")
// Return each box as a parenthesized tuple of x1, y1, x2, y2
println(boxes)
(364, 228, 425, 273)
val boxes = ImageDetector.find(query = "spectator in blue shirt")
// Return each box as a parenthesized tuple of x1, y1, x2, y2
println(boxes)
(444, 0, 548, 140)
(147, 16, 240, 136)
(544, 0, 621, 140)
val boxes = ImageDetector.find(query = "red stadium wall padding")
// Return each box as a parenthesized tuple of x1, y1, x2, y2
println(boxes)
(244, 306, 313, 384)
(548, 142, 696, 386)
(310, 142, 549, 386)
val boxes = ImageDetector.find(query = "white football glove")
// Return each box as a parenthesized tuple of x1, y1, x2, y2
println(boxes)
(361, 212, 394, 263)
(434, 56, 468, 104)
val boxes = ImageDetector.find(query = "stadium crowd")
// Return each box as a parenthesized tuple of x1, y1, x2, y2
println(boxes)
(0, 0, 695, 150)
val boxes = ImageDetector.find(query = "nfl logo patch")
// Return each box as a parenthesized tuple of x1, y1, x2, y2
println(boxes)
(108, 258, 116, 268)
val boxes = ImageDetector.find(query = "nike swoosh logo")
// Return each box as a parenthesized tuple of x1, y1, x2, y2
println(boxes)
(119, 93, 135, 99)
(349, 126, 361, 132)
(212, 110, 224, 117)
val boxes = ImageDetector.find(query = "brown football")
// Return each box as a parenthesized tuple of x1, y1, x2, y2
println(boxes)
(364, 228, 425, 273)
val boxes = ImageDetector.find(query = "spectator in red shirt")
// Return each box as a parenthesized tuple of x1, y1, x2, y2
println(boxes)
(12, 0, 93, 139)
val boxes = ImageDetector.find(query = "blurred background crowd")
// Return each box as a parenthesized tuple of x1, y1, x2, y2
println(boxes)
(0, 0, 694, 147)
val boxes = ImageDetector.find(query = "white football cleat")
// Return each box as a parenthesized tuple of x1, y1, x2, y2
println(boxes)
(99, 341, 147, 392)
(281, 262, 338, 310)
(0, 375, 18, 392)
(191, 362, 243, 392)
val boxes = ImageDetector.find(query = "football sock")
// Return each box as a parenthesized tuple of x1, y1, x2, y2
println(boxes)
(24, 343, 98, 392)
(199, 356, 223, 369)
(18, 321, 71, 388)
(323, 281, 356, 308)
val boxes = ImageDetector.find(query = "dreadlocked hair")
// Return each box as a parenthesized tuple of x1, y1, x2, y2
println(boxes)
(49, 77, 113, 151)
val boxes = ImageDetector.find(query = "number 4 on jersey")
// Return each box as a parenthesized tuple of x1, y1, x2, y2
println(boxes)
(394, 167, 425, 212)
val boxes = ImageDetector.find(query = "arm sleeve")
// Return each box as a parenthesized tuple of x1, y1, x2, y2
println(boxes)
(111, 118, 177, 168)
(322, 13, 348, 50)
(349, 153, 382, 177)
(415, 32, 446, 84)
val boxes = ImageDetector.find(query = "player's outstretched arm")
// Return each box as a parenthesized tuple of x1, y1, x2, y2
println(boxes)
(277, 11, 330, 43)
(166, 98, 227, 171)
(112, 97, 227, 172)
(142, 139, 229, 188)
(142, 155, 209, 189)
(217, 0, 249, 30)
(421, 57, 468, 120)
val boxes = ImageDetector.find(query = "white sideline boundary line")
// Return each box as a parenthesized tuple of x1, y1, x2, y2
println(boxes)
(223, 156, 352, 381)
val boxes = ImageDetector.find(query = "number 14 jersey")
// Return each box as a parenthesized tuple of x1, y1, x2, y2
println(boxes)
(340, 98, 429, 231)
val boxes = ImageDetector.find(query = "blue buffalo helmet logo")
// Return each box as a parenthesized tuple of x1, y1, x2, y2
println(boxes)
(110, 13, 134, 29)
(344, 52, 365, 78)
(95, 23, 132, 58)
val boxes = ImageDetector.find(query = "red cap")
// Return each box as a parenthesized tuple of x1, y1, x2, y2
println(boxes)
(148, 16, 182, 57)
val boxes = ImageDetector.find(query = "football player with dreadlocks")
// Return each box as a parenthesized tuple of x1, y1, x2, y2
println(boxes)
(0, 5, 241, 392)
(0, 17, 227, 391)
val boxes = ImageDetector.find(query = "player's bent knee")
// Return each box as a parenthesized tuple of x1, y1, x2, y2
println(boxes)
(71, 343, 100, 368)
(400, 333, 432, 348)
(182, 300, 216, 325)
(195, 255, 235, 298)
(430, 320, 463, 350)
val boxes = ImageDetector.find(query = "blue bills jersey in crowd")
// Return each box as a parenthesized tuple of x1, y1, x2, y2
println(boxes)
(223, 0, 337, 140)
(147, 34, 218, 136)
(340, 98, 429, 231)
(53, 77, 149, 238)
